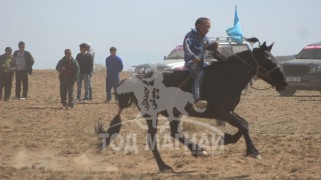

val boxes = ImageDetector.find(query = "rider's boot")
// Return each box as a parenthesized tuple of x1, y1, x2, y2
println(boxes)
(194, 100, 207, 109)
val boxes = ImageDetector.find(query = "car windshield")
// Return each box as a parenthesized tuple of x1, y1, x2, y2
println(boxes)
(296, 45, 321, 59)
(165, 45, 184, 60)
(230, 44, 250, 54)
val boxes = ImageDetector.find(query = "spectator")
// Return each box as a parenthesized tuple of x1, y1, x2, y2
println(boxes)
(56, 49, 80, 109)
(105, 47, 123, 103)
(76, 43, 93, 102)
(86, 43, 95, 100)
(13, 41, 34, 99)
(0, 47, 16, 101)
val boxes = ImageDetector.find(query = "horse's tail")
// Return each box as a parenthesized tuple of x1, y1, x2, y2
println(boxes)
(95, 114, 122, 150)
(95, 92, 136, 150)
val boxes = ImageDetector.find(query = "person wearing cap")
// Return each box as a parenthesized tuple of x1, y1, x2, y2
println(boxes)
(76, 43, 94, 102)
(56, 49, 80, 109)
(183, 17, 219, 110)
(85, 43, 95, 100)
(105, 47, 123, 103)
(12, 41, 34, 100)
(0, 47, 16, 101)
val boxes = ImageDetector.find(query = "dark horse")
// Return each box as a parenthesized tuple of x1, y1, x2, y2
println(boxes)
(96, 42, 287, 172)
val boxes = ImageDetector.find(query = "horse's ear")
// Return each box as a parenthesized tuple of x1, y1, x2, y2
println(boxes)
(260, 42, 267, 49)
(267, 43, 274, 52)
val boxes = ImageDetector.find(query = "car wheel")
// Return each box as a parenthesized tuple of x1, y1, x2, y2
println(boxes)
(279, 87, 296, 96)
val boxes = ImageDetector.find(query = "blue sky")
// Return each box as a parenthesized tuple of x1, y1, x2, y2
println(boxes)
(1, 0, 320, 70)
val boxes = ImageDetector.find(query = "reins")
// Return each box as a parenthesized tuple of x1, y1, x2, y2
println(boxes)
(178, 63, 202, 88)
(178, 72, 193, 88)
(234, 51, 280, 91)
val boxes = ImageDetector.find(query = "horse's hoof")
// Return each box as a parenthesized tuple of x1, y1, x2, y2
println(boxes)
(247, 153, 261, 159)
(192, 150, 208, 157)
(159, 166, 174, 173)
(255, 154, 262, 159)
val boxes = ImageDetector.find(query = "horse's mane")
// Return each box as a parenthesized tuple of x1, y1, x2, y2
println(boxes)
(205, 49, 253, 72)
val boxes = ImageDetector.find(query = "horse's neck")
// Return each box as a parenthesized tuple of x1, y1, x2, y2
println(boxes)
(226, 52, 256, 90)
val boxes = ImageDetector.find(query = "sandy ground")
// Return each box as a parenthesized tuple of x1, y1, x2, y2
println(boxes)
(0, 70, 320, 179)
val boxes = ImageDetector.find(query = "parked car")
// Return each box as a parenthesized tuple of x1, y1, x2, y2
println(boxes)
(132, 37, 256, 79)
(279, 41, 321, 96)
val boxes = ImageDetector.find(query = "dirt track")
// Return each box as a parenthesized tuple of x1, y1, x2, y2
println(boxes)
(0, 70, 320, 179)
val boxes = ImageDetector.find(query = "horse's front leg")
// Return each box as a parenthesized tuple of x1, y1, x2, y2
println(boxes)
(144, 114, 174, 173)
(222, 111, 261, 159)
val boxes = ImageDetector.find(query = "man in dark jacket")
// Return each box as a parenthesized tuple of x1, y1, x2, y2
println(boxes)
(12, 41, 34, 99)
(0, 47, 16, 101)
(105, 47, 123, 103)
(76, 43, 93, 102)
(56, 49, 80, 109)
(85, 43, 95, 100)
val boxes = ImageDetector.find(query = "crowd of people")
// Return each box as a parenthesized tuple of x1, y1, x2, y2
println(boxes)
(55, 43, 123, 109)
(0, 41, 123, 109)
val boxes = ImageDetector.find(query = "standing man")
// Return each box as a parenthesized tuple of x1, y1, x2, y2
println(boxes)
(183, 17, 218, 109)
(105, 47, 123, 103)
(76, 43, 93, 102)
(56, 49, 80, 109)
(13, 41, 34, 100)
(86, 43, 95, 101)
(0, 47, 16, 101)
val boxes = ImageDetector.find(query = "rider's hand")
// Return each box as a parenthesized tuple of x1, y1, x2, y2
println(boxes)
(193, 57, 201, 63)
(212, 42, 219, 49)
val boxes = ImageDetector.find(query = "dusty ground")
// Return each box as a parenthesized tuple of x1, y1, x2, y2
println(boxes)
(0, 70, 320, 180)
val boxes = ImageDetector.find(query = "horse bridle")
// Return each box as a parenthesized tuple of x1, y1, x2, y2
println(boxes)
(235, 51, 281, 83)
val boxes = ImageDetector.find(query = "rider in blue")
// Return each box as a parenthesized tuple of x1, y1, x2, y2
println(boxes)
(183, 17, 219, 109)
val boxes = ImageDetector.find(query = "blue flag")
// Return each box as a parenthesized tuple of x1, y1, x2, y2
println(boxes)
(226, 5, 244, 44)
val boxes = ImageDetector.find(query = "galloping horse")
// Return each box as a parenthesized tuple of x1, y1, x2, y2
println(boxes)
(96, 42, 287, 172)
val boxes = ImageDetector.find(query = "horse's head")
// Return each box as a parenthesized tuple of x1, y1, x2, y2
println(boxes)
(252, 42, 287, 91)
